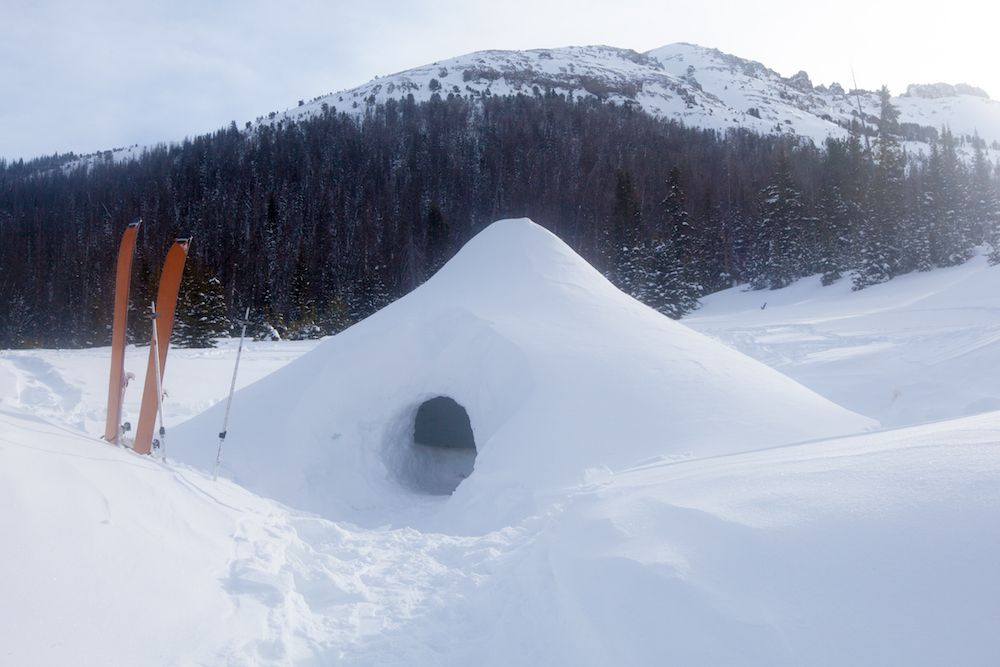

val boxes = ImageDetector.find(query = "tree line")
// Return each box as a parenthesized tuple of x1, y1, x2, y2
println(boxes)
(1, 87, 998, 348)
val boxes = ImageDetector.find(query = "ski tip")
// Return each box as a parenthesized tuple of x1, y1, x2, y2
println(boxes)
(129, 217, 141, 228)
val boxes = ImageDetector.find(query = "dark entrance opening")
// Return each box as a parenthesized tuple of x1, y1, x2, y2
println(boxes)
(415, 396, 476, 451)
(408, 396, 477, 495)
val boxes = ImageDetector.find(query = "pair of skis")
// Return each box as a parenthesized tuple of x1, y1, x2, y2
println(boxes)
(104, 218, 191, 456)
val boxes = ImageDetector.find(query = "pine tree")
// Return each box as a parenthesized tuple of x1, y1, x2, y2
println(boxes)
(172, 265, 229, 348)
(286, 248, 323, 340)
(425, 204, 453, 276)
(969, 133, 995, 248)
(758, 152, 805, 289)
(817, 135, 863, 285)
(347, 272, 392, 323)
(974, 151, 1000, 265)
(251, 285, 286, 341)
(643, 167, 702, 318)
(399, 228, 426, 294)
(316, 295, 353, 336)
(904, 162, 933, 272)
(855, 86, 905, 290)
(817, 185, 851, 284)
(924, 127, 973, 267)
(692, 181, 727, 293)
(607, 169, 647, 299)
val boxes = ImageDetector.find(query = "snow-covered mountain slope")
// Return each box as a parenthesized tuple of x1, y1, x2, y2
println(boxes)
(274, 42, 1000, 155)
(685, 248, 1000, 429)
(63, 42, 1000, 172)
(168, 219, 875, 532)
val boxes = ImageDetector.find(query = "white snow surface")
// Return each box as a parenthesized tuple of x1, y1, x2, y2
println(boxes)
(685, 249, 1000, 428)
(2, 219, 999, 665)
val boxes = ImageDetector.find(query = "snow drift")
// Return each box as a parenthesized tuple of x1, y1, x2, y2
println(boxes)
(171, 218, 875, 530)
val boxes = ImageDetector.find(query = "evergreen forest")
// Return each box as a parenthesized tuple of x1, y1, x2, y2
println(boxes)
(1, 88, 999, 349)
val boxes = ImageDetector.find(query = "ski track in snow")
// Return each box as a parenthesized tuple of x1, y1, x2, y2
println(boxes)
(0, 352, 89, 430)
(168, 467, 551, 666)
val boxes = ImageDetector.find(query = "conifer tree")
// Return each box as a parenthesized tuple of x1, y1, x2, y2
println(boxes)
(607, 169, 647, 299)
(286, 249, 323, 340)
(644, 167, 702, 318)
(855, 86, 905, 289)
(924, 127, 973, 267)
(172, 265, 229, 348)
(251, 285, 286, 341)
(905, 162, 933, 272)
(969, 133, 994, 247)
(758, 151, 805, 289)
(817, 135, 863, 285)
(315, 295, 353, 336)
(425, 204, 452, 276)
(974, 151, 1000, 265)
(692, 181, 727, 293)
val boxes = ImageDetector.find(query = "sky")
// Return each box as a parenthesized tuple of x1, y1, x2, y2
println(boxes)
(2, 0, 998, 162)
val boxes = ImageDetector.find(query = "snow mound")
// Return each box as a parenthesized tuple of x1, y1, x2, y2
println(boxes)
(0, 405, 255, 665)
(171, 219, 876, 530)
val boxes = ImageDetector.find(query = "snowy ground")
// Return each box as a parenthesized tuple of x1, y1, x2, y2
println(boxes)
(685, 249, 1000, 428)
(2, 224, 999, 666)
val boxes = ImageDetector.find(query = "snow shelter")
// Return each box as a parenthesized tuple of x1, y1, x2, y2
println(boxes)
(392, 396, 477, 495)
(169, 218, 878, 528)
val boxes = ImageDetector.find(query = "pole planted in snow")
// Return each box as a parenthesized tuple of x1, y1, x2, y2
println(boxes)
(149, 302, 167, 459)
(214, 307, 250, 481)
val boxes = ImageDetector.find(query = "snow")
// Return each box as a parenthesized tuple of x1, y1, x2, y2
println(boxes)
(0, 339, 321, 439)
(168, 219, 875, 531)
(685, 249, 1000, 428)
(2, 218, 999, 665)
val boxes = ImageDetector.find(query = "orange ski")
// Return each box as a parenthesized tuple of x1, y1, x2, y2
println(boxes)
(104, 218, 142, 444)
(133, 238, 191, 455)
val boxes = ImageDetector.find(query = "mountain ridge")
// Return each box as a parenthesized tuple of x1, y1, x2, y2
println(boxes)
(68, 42, 1000, 169)
(274, 42, 1000, 144)
(260, 42, 1000, 156)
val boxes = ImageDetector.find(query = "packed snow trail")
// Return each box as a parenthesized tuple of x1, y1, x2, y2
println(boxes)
(0, 404, 548, 666)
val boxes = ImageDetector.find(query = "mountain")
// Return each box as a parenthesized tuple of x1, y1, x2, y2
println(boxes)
(70, 43, 1000, 170)
(72, 42, 1000, 178)
(268, 42, 1000, 156)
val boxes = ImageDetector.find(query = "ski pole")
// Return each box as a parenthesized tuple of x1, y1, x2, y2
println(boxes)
(214, 307, 249, 480)
(149, 302, 168, 459)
